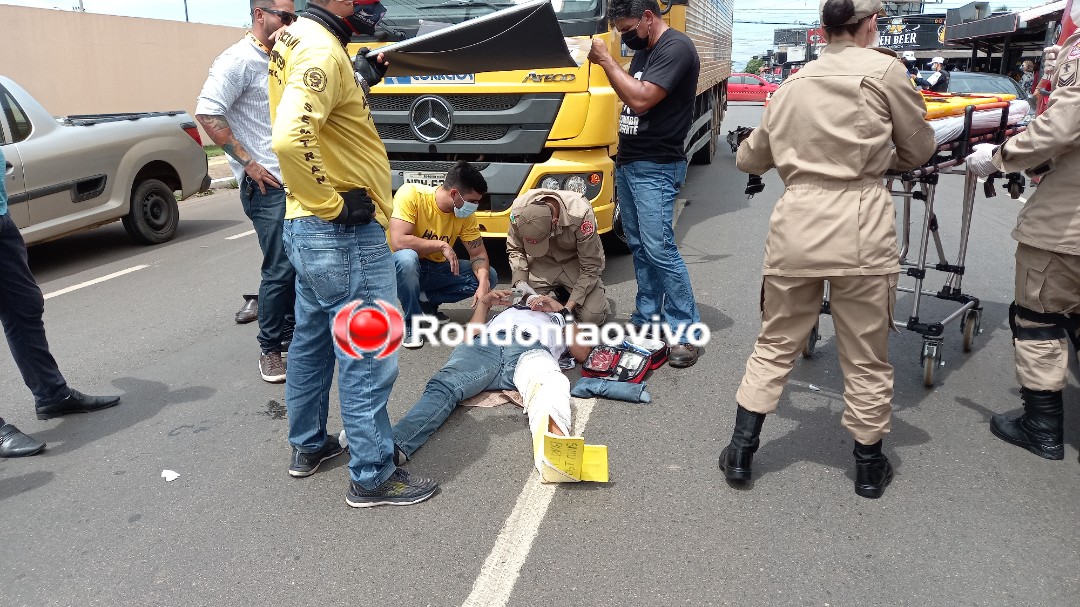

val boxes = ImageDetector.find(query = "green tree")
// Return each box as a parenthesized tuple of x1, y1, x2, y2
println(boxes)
(744, 57, 765, 74)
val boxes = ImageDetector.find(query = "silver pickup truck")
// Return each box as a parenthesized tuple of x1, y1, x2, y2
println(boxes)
(1, 76, 210, 245)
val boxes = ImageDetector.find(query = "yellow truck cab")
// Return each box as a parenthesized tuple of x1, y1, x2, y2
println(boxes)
(295, 0, 732, 243)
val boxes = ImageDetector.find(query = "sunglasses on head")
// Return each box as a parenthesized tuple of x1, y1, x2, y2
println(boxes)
(262, 8, 297, 25)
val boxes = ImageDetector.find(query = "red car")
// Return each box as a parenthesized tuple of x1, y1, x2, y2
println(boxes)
(728, 73, 780, 102)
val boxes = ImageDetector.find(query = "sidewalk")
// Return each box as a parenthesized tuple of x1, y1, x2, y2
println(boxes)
(207, 155, 237, 189)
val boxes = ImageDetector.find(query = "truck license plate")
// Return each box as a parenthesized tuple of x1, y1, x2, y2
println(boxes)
(401, 171, 446, 187)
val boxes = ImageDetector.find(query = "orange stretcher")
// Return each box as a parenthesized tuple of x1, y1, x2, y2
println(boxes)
(921, 92, 1016, 120)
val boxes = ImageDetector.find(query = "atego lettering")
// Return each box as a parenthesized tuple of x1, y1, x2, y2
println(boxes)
(522, 72, 576, 83)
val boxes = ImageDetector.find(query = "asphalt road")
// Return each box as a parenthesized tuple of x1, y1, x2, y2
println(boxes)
(1, 103, 1077, 607)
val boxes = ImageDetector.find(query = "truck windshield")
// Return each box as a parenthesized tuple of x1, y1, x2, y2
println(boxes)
(293, 0, 605, 39)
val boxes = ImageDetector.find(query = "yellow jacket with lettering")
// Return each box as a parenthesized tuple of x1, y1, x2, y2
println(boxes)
(269, 16, 392, 225)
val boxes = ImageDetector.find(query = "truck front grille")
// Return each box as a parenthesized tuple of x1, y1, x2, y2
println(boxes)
(391, 161, 491, 172)
(369, 94, 523, 112)
(377, 123, 511, 142)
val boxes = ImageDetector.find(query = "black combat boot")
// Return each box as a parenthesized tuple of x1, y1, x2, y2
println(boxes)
(989, 387, 1064, 460)
(853, 440, 893, 499)
(718, 405, 766, 484)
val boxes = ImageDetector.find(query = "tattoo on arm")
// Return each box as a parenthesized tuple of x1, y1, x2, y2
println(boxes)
(196, 114, 252, 167)
(464, 238, 483, 250)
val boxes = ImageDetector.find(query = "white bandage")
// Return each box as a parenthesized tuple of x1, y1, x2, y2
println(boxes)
(513, 349, 572, 436)
(965, 143, 999, 178)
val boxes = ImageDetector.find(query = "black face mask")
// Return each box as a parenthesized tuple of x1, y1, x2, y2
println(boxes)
(345, 1, 386, 36)
(621, 29, 648, 51)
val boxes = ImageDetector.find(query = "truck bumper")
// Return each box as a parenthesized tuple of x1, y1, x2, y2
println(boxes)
(391, 149, 614, 239)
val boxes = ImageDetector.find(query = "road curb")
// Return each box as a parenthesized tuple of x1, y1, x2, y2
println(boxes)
(210, 177, 237, 190)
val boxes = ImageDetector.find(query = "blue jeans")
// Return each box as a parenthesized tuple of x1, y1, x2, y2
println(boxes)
(392, 338, 540, 457)
(240, 177, 295, 353)
(0, 213, 69, 405)
(615, 160, 700, 338)
(393, 249, 498, 325)
(282, 218, 399, 489)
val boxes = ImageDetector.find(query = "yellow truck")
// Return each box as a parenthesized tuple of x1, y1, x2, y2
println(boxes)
(297, 0, 732, 243)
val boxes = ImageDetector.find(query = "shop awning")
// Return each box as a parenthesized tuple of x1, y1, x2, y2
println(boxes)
(1017, 0, 1067, 26)
(946, 1, 1065, 43)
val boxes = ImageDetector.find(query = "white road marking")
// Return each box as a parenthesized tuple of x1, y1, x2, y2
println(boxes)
(226, 229, 256, 240)
(44, 265, 149, 300)
(461, 398, 598, 607)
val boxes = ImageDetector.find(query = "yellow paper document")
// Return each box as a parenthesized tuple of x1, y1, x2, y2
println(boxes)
(534, 421, 609, 483)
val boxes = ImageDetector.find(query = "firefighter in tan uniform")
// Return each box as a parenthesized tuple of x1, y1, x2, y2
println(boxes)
(507, 189, 610, 324)
(719, 0, 936, 498)
(965, 31, 1080, 462)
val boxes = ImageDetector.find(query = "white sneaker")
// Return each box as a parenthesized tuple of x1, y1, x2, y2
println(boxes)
(402, 331, 425, 349)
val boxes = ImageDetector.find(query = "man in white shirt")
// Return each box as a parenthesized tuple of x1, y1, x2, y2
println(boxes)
(196, 0, 297, 383)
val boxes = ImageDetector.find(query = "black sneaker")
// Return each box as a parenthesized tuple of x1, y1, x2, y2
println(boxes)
(345, 468, 438, 508)
(288, 436, 346, 478)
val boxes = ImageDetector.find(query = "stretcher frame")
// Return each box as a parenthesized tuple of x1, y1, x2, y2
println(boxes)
(803, 105, 1027, 386)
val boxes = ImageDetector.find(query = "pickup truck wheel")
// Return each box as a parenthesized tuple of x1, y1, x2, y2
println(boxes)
(123, 179, 179, 244)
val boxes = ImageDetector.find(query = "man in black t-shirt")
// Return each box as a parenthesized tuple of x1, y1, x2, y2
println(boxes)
(588, 0, 701, 368)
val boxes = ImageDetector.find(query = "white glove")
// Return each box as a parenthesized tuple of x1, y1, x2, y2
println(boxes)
(1043, 45, 1062, 77)
(965, 143, 999, 178)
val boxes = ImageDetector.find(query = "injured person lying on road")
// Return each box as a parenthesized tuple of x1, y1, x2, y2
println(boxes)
(389, 286, 602, 482)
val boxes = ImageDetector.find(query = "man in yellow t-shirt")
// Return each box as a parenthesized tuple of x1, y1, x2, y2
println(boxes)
(390, 161, 497, 348)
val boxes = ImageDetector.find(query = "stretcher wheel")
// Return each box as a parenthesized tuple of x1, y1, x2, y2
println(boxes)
(921, 341, 941, 387)
(961, 309, 980, 352)
(803, 322, 820, 358)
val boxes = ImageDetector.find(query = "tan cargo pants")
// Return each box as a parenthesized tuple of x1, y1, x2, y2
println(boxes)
(736, 274, 898, 445)
(1013, 243, 1080, 391)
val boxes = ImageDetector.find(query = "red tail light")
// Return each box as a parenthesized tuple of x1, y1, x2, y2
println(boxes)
(181, 122, 203, 146)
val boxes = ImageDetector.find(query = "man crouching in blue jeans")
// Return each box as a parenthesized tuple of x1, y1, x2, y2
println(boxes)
(390, 289, 592, 473)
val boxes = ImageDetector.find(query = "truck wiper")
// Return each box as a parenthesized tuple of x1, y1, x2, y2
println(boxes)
(417, 1, 514, 10)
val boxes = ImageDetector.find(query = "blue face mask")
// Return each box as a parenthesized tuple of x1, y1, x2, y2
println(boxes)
(454, 200, 479, 218)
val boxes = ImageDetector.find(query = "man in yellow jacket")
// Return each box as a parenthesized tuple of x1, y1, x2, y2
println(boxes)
(269, 0, 437, 508)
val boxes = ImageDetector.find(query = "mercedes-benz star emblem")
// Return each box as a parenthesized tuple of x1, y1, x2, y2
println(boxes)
(409, 96, 454, 143)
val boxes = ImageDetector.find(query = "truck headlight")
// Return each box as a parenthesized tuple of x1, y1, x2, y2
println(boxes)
(539, 176, 561, 190)
(534, 173, 603, 200)
(562, 175, 587, 195)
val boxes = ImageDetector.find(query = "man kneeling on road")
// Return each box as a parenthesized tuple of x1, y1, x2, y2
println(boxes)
(391, 288, 592, 477)
(391, 161, 497, 349)
(507, 189, 609, 324)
